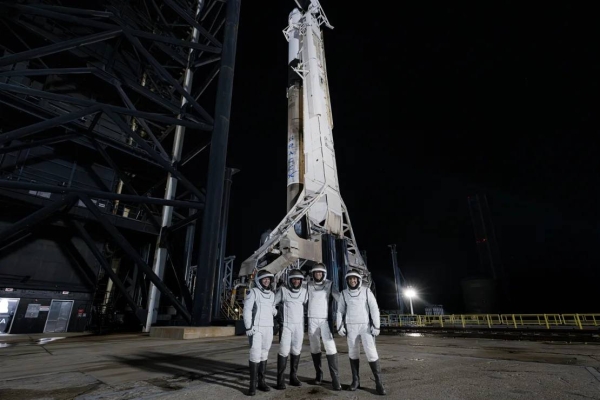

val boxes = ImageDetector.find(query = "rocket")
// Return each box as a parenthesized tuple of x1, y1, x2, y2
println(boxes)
(285, 6, 303, 212)
(240, 0, 367, 281)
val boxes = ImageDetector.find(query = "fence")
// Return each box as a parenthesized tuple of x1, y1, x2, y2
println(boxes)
(380, 313, 600, 330)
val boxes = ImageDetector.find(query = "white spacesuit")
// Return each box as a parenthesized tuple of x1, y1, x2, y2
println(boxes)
(336, 269, 386, 395)
(306, 263, 341, 390)
(244, 269, 276, 396)
(274, 269, 307, 389)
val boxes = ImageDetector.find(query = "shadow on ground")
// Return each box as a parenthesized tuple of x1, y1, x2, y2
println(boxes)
(110, 351, 367, 395)
(111, 352, 251, 394)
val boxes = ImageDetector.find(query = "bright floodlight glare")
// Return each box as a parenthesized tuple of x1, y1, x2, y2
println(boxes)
(0, 298, 8, 313)
(405, 288, 416, 298)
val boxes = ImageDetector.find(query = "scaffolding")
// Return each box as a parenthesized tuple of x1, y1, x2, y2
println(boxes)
(0, 0, 241, 332)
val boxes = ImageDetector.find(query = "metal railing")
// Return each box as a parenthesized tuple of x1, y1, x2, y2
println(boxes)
(380, 313, 600, 330)
(219, 290, 242, 320)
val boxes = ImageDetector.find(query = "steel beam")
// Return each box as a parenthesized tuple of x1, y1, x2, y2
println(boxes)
(164, 212, 201, 234)
(61, 235, 99, 290)
(104, 109, 205, 202)
(144, 0, 204, 332)
(388, 244, 405, 314)
(78, 194, 191, 323)
(165, 240, 194, 312)
(0, 67, 94, 77)
(180, 141, 211, 167)
(86, 134, 162, 227)
(163, 0, 222, 48)
(215, 167, 237, 284)
(154, 42, 188, 67)
(32, 4, 113, 18)
(194, 63, 220, 101)
(126, 32, 214, 124)
(120, 75, 180, 113)
(131, 29, 221, 54)
(0, 93, 164, 166)
(71, 220, 147, 323)
(183, 195, 198, 292)
(0, 84, 212, 131)
(0, 105, 102, 146)
(0, 29, 123, 67)
(113, 85, 170, 160)
(2, 3, 119, 30)
(0, 180, 204, 209)
(193, 55, 221, 69)
(0, 133, 78, 154)
(213, 167, 237, 319)
(192, 0, 240, 326)
(0, 193, 78, 244)
(0, 0, 236, 331)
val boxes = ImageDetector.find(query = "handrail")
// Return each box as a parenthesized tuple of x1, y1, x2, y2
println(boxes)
(379, 313, 600, 330)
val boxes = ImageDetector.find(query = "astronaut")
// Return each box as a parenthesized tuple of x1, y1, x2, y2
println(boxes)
(306, 263, 342, 390)
(244, 269, 277, 396)
(336, 269, 386, 395)
(274, 268, 308, 389)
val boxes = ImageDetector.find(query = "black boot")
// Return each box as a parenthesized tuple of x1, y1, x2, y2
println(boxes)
(258, 361, 271, 392)
(248, 361, 258, 396)
(276, 354, 287, 390)
(369, 359, 387, 395)
(311, 352, 323, 384)
(289, 354, 302, 386)
(326, 353, 342, 391)
(349, 358, 360, 391)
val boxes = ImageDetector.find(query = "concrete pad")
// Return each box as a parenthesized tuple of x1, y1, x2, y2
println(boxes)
(0, 372, 101, 400)
(1, 333, 599, 399)
(149, 326, 235, 339)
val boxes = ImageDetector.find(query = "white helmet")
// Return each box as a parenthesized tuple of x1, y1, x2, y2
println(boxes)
(254, 269, 274, 292)
(310, 263, 327, 284)
(345, 269, 362, 291)
(287, 269, 304, 292)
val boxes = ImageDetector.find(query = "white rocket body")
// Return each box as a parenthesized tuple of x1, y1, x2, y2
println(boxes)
(240, 0, 367, 283)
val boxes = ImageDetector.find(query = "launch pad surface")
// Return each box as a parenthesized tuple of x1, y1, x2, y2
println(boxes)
(1, 332, 599, 399)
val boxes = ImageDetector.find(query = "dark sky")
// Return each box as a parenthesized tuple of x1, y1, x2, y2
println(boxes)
(225, 2, 598, 313)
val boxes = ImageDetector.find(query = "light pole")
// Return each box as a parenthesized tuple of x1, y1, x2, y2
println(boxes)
(405, 287, 416, 315)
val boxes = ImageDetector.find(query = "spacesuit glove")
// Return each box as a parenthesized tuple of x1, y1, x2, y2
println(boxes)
(272, 307, 278, 316)
(246, 326, 257, 337)
(371, 326, 380, 336)
(338, 326, 346, 337)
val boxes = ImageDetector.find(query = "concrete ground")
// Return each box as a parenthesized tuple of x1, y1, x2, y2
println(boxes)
(1, 332, 600, 399)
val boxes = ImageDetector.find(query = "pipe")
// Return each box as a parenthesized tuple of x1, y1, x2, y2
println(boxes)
(144, 0, 205, 333)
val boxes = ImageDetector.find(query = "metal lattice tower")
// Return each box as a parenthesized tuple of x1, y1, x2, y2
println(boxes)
(388, 244, 405, 314)
(467, 194, 510, 307)
(467, 194, 502, 279)
(0, 0, 241, 331)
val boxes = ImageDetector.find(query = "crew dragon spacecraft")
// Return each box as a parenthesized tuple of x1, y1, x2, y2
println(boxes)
(239, 0, 369, 286)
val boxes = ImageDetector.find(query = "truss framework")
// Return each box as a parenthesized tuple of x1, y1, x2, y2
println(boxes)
(0, 0, 241, 327)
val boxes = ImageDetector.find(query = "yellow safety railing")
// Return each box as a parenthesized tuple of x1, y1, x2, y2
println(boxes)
(220, 290, 243, 320)
(221, 300, 242, 320)
(380, 313, 600, 330)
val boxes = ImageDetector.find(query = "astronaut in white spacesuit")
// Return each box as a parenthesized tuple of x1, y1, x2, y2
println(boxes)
(273, 268, 307, 389)
(336, 269, 386, 395)
(306, 263, 342, 390)
(244, 269, 277, 396)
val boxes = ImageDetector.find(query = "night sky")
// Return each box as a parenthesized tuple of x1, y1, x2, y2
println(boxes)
(224, 2, 598, 313)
